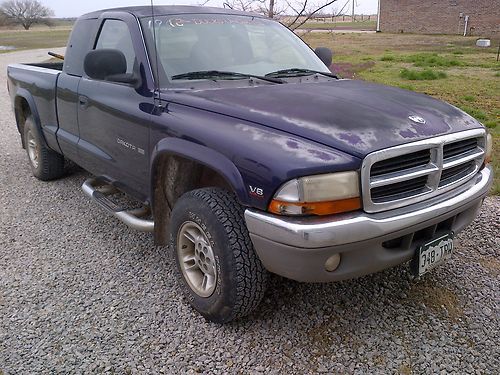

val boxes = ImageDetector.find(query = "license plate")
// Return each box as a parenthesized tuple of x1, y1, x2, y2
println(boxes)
(415, 232, 454, 276)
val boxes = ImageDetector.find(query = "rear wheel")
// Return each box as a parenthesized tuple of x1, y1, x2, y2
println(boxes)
(170, 188, 268, 323)
(24, 117, 65, 180)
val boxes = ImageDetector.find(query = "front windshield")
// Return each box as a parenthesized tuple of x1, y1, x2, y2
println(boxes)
(140, 14, 329, 85)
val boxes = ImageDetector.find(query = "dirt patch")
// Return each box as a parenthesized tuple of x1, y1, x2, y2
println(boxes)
(331, 61, 375, 78)
(407, 282, 463, 321)
(307, 312, 362, 359)
(479, 257, 500, 277)
(399, 364, 412, 375)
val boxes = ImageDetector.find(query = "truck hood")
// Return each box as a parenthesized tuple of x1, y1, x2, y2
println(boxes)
(165, 79, 483, 158)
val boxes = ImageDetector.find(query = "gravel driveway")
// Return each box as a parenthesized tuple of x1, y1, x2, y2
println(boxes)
(0, 49, 499, 374)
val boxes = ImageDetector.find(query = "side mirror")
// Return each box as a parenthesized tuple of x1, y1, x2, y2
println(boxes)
(84, 49, 139, 86)
(315, 47, 333, 67)
(84, 49, 127, 80)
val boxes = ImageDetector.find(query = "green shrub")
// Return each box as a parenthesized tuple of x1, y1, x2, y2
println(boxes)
(400, 68, 447, 80)
(462, 95, 476, 102)
(380, 55, 395, 61)
(459, 106, 488, 121)
(397, 83, 415, 91)
(484, 120, 498, 129)
(405, 53, 461, 67)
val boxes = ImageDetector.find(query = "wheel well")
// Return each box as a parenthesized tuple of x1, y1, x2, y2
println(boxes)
(14, 97, 31, 148)
(152, 153, 234, 245)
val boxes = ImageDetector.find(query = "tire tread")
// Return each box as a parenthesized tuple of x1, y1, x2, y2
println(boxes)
(25, 117, 65, 181)
(181, 188, 268, 322)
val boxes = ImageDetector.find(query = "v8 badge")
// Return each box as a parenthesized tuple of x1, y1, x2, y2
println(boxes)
(249, 185, 264, 198)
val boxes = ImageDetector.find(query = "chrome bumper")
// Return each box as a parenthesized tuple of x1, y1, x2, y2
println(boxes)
(244, 166, 492, 282)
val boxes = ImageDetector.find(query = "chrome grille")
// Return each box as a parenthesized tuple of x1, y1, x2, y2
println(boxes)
(361, 129, 486, 213)
(371, 175, 428, 203)
(443, 138, 478, 159)
(371, 149, 431, 177)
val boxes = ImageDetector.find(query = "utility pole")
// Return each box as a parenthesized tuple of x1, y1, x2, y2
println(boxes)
(352, 0, 355, 22)
(376, 0, 381, 32)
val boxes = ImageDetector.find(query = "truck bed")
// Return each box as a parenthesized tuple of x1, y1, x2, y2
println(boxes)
(7, 62, 63, 153)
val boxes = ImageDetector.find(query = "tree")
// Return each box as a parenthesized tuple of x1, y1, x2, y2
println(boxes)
(0, 0, 53, 30)
(220, 0, 350, 30)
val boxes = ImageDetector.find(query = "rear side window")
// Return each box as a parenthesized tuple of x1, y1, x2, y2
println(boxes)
(95, 19, 136, 74)
(63, 18, 98, 76)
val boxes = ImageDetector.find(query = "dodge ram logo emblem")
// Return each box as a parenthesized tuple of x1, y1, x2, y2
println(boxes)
(409, 115, 426, 124)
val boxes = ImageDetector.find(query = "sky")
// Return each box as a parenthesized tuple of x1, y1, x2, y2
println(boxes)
(43, 0, 379, 18)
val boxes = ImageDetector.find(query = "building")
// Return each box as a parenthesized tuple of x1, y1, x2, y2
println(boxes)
(378, 0, 500, 37)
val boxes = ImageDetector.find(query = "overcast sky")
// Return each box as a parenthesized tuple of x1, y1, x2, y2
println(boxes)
(42, 0, 379, 18)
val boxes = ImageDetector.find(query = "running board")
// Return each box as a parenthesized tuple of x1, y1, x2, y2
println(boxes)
(82, 178, 154, 232)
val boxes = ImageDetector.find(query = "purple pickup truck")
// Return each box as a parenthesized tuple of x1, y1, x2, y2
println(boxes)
(7, 6, 493, 322)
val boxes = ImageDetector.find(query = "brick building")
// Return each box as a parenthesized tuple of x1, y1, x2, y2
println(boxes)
(378, 0, 500, 37)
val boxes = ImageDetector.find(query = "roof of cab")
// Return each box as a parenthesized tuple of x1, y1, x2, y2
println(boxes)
(80, 5, 263, 19)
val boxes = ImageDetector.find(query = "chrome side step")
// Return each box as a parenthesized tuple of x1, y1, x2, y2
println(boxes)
(82, 178, 154, 232)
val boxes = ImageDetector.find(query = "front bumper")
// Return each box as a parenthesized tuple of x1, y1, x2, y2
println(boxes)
(245, 166, 493, 282)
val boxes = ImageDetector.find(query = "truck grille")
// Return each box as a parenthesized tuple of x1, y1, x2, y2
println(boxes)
(371, 176, 428, 203)
(371, 149, 431, 177)
(361, 129, 486, 213)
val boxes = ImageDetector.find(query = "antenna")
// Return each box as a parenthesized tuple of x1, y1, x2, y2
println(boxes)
(150, 0, 161, 95)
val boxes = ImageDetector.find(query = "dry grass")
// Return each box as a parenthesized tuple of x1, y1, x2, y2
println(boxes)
(0, 26, 70, 52)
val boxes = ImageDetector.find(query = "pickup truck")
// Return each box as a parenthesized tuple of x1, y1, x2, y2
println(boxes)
(7, 6, 493, 323)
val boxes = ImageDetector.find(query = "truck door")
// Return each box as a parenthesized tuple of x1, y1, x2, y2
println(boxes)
(77, 13, 154, 201)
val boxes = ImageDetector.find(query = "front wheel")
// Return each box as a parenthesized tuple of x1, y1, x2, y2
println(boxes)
(170, 188, 268, 323)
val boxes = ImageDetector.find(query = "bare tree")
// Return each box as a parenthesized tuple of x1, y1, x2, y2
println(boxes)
(285, 0, 351, 30)
(0, 10, 9, 26)
(223, 0, 258, 12)
(218, 0, 351, 30)
(222, 0, 288, 19)
(0, 0, 54, 30)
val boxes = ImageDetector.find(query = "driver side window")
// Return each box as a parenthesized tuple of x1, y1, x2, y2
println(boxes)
(95, 19, 136, 74)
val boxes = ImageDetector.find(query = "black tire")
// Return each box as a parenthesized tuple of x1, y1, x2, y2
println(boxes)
(170, 188, 268, 323)
(24, 116, 65, 181)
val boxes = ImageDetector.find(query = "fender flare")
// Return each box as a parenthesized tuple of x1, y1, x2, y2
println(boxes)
(150, 137, 249, 208)
(13, 89, 47, 148)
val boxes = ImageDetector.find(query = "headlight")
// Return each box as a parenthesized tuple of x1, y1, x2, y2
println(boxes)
(485, 132, 493, 165)
(268, 171, 361, 216)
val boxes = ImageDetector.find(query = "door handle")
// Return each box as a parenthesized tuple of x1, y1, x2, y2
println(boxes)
(79, 95, 89, 109)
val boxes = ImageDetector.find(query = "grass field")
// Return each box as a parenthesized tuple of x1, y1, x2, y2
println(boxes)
(0, 27, 70, 52)
(303, 32, 499, 194)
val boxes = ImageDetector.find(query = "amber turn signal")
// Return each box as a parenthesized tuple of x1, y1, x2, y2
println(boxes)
(268, 197, 362, 216)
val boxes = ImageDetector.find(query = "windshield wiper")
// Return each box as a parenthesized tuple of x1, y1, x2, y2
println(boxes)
(265, 68, 338, 79)
(171, 70, 284, 84)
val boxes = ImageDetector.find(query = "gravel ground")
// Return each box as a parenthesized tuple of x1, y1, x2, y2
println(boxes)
(0, 49, 499, 374)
